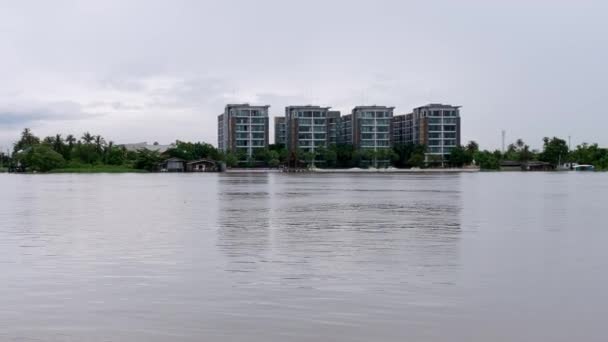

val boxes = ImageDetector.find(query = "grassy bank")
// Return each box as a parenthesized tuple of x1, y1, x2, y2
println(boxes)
(49, 164, 147, 173)
(0, 167, 8, 173)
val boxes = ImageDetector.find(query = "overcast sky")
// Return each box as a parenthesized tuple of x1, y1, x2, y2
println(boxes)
(1, 0, 606, 152)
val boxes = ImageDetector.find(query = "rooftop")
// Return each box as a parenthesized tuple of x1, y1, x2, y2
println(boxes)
(225, 103, 271, 110)
(121, 142, 176, 153)
(285, 105, 331, 110)
(415, 103, 462, 109)
(353, 105, 395, 110)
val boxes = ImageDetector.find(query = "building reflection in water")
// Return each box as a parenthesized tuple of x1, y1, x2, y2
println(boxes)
(216, 173, 462, 292)
(216, 173, 272, 275)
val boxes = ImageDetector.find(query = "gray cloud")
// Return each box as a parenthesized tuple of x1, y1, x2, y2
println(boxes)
(0, 101, 103, 127)
(1, 0, 607, 149)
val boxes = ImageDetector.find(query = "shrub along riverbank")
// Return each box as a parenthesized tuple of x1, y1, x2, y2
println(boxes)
(3, 128, 607, 172)
(48, 164, 148, 173)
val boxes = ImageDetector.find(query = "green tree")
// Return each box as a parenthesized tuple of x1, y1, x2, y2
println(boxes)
(72, 142, 101, 164)
(375, 148, 396, 168)
(81, 132, 94, 144)
(570, 143, 608, 169)
(133, 149, 162, 171)
(224, 153, 238, 168)
(13, 128, 40, 154)
(408, 153, 425, 168)
(335, 144, 355, 168)
(94, 135, 106, 154)
(539, 137, 569, 166)
(303, 150, 317, 168)
(392, 143, 427, 168)
(16, 145, 66, 172)
(252, 148, 272, 165)
(104, 142, 126, 165)
(474, 150, 501, 170)
(466, 141, 479, 154)
(319, 145, 338, 168)
(448, 145, 473, 167)
(66, 134, 76, 149)
(504, 138, 535, 162)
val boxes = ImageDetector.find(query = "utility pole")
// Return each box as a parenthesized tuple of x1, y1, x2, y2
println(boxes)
(501, 130, 506, 154)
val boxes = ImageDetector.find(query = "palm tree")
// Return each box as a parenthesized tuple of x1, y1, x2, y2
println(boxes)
(81, 132, 94, 144)
(94, 135, 105, 153)
(104, 141, 114, 163)
(466, 141, 479, 154)
(53, 134, 64, 153)
(66, 134, 76, 149)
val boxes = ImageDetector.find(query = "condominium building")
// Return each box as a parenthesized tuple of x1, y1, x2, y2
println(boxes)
(327, 111, 341, 145)
(392, 103, 461, 160)
(217, 104, 270, 157)
(285, 105, 331, 154)
(340, 106, 394, 149)
(391, 114, 411, 145)
(274, 116, 286, 146)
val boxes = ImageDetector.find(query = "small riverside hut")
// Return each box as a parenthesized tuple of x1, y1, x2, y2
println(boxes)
(523, 161, 554, 171)
(500, 160, 523, 171)
(160, 158, 186, 172)
(186, 159, 218, 172)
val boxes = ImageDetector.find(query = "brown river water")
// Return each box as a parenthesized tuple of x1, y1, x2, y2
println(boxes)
(1, 172, 606, 341)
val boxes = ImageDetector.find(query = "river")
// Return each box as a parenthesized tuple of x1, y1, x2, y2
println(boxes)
(1, 172, 606, 341)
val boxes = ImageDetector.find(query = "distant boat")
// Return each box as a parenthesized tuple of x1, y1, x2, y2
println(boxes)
(558, 163, 595, 171)
(573, 164, 595, 171)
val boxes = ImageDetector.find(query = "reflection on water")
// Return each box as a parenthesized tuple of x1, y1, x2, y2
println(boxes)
(1, 172, 607, 341)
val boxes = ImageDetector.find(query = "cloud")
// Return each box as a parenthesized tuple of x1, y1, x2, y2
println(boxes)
(0, 101, 104, 127)
(1, 1, 608, 149)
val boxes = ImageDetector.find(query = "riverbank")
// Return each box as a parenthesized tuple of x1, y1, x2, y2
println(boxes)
(49, 165, 148, 173)
(226, 167, 481, 173)
(312, 167, 480, 173)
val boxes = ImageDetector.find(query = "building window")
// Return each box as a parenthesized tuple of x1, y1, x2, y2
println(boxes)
(361, 133, 374, 140)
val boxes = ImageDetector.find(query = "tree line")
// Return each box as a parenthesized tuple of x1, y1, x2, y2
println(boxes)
(5, 128, 608, 172)
(8, 129, 222, 172)
(449, 137, 608, 170)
